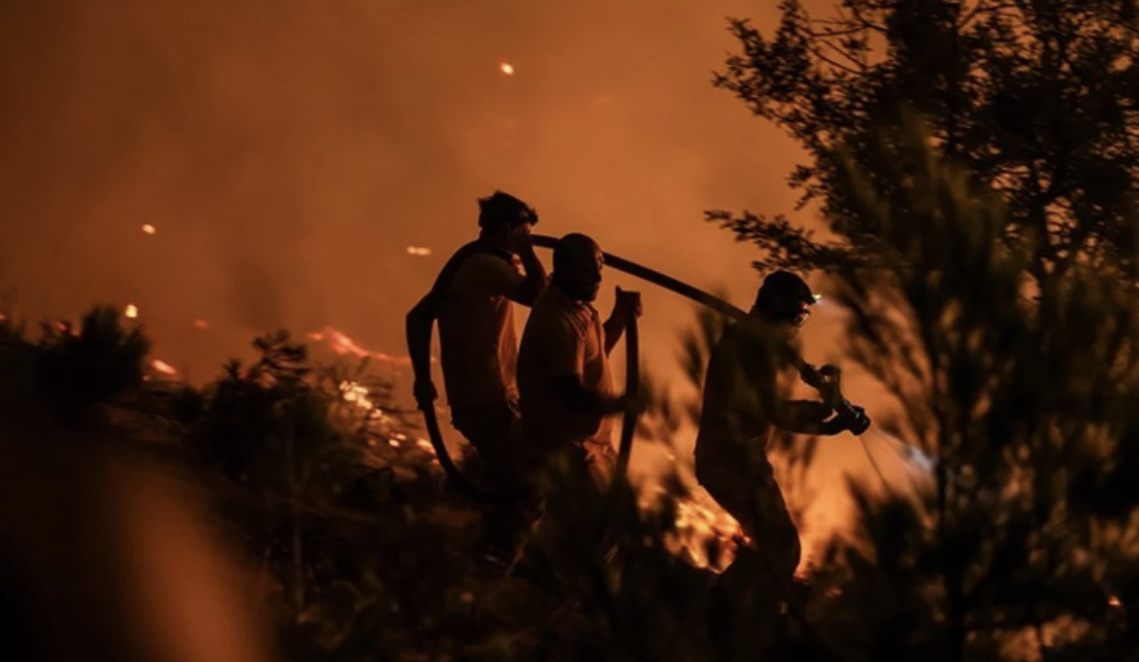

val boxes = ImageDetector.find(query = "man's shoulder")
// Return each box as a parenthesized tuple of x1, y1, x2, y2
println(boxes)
(457, 250, 516, 275)
(448, 250, 520, 294)
(712, 322, 787, 370)
(532, 289, 590, 330)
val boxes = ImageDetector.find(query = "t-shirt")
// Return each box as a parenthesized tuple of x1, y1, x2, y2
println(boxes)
(517, 286, 615, 451)
(693, 320, 799, 473)
(436, 250, 525, 407)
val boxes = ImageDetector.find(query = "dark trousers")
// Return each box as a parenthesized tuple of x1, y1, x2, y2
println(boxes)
(697, 458, 802, 656)
(451, 401, 529, 557)
(696, 455, 801, 585)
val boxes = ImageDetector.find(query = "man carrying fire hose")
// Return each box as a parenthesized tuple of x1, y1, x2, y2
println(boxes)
(694, 271, 868, 645)
(405, 191, 547, 557)
(516, 233, 642, 491)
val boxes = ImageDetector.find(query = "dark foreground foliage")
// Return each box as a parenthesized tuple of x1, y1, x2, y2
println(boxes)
(0, 306, 849, 662)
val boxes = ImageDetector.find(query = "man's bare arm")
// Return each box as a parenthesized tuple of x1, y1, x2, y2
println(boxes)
(405, 295, 438, 406)
(510, 240, 548, 306)
(602, 289, 641, 355)
(602, 314, 625, 355)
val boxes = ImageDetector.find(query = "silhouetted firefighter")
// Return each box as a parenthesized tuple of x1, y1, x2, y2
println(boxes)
(516, 233, 642, 488)
(694, 271, 868, 647)
(405, 191, 547, 556)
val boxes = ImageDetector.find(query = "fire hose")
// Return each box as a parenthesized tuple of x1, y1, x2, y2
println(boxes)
(531, 235, 871, 437)
(416, 235, 872, 505)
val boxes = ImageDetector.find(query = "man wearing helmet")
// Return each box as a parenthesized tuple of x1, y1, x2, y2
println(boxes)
(694, 271, 865, 605)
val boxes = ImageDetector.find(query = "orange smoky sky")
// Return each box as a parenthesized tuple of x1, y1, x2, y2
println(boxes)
(0, 1, 915, 550)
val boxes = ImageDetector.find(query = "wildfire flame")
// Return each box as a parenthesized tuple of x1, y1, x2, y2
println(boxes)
(151, 359, 177, 376)
(499, 61, 514, 75)
(339, 380, 378, 413)
(406, 246, 432, 257)
(307, 326, 414, 365)
(124, 304, 138, 319)
(670, 497, 745, 572)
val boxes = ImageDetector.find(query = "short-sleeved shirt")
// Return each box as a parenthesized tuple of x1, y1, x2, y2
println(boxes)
(516, 286, 615, 451)
(693, 319, 798, 474)
(436, 250, 525, 407)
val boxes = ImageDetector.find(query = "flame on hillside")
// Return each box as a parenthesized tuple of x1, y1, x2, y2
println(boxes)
(307, 327, 416, 366)
(151, 359, 178, 376)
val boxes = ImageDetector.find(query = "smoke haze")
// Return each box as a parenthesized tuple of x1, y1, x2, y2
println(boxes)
(1, 0, 908, 555)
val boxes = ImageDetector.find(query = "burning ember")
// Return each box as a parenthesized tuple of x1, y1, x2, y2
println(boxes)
(670, 498, 745, 572)
(124, 304, 139, 319)
(1110, 595, 1123, 608)
(151, 359, 177, 376)
(339, 380, 378, 413)
(307, 327, 415, 365)
(499, 61, 515, 75)
(193, 318, 209, 330)
(141, 224, 156, 235)
(406, 246, 432, 257)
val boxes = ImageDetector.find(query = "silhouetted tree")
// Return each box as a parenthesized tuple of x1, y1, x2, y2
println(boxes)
(711, 0, 1139, 284)
(797, 116, 1139, 661)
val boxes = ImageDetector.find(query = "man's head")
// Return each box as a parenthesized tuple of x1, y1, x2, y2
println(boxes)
(478, 190, 538, 251)
(552, 233, 603, 302)
(753, 270, 819, 335)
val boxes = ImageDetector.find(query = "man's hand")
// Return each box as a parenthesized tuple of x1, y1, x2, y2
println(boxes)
(413, 379, 438, 411)
(837, 404, 870, 435)
(614, 287, 642, 321)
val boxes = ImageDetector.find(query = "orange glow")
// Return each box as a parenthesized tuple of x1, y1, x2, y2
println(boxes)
(1109, 595, 1123, 608)
(406, 246, 432, 256)
(499, 61, 514, 75)
(648, 493, 745, 572)
(339, 380, 378, 413)
(151, 359, 178, 376)
(141, 224, 156, 235)
(307, 326, 415, 365)
(193, 319, 209, 330)
(125, 304, 139, 319)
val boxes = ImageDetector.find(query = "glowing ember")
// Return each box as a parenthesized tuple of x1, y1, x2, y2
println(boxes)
(499, 61, 514, 75)
(406, 246, 432, 257)
(307, 327, 415, 365)
(416, 438, 435, 454)
(151, 359, 177, 376)
(0, 313, 6, 322)
(671, 498, 745, 571)
(1110, 595, 1123, 608)
(339, 380, 377, 412)
(141, 224, 156, 235)
(193, 318, 209, 330)
(124, 304, 138, 319)
(388, 439, 400, 448)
